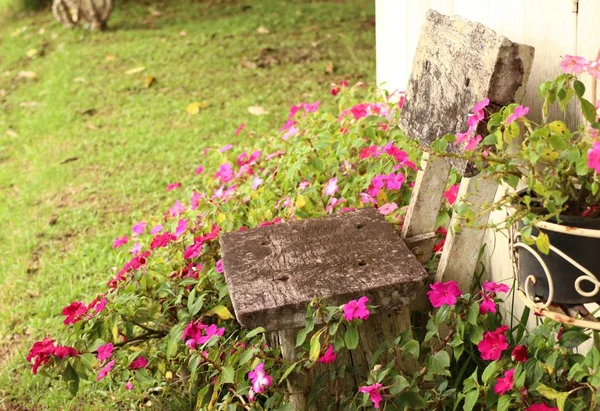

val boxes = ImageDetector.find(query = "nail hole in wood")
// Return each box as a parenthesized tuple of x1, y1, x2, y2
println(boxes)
(465, 77, 470, 87)
(275, 275, 289, 281)
(356, 223, 365, 229)
(260, 240, 269, 246)
(358, 260, 367, 267)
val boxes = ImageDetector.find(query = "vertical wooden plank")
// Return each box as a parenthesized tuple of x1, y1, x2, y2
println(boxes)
(452, 0, 489, 24)
(375, 0, 409, 92)
(576, 0, 600, 107)
(404, 1, 435, 89)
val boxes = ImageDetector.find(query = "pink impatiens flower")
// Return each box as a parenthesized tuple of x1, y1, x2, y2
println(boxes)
(358, 383, 384, 409)
(131, 242, 142, 256)
(216, 259, 223, 273)
(511, 345, 528, 362)
(169, 200, 186, 218)
(113, 235, 128, 249)
(318, 345, 337, 364)
(150, 232, 177, 250)
(587, 60, 600, 80)
(480, 293, 497, 314)
(129, 356, 148, 370)
(174, 219, 188, 238)
(166, 182, 181, 191)
(219, 144, 233, 153)
(234, 123, 246, 136)
(465, 134, 482, 151)
(97, 359, 115, 381)
(560, 55, 587, 74)
(324, 177, 338, 196)
(215, 163, 234, 183)
(132, 221, 146, 236)
(483, 281, 510, 293)
(342, 296, 370, 321)
(378, 202, 398, 215)
(427, 281, 462, 308)
(97, 343, 114, 362)
(494, 368, 515, 395)
(248, 363, 272, 401)
(478, 325, 509, 361)
(587, 141, 600, 173)
(195, 165, 204, 175)
(182, 321, 225, 349)
(151, 224, 163, 235)
(252, 175, 264, 190)
(506, 105, 530, 124)
(27, 337, 77, 374)
(125, 381, 134, 390)
(444, 184, 460, 205)
(62, 301, 89, 325)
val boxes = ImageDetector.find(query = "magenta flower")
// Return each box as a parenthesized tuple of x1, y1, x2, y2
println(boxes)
(234, 123, 246, 136)
(248, 363, 272, 400)
(191, 191, 205, 210)
(358, 383, 384, 409)
(97, 359, 115, 381)
(506, 105, 529, 124)
(216, 259, 223, 273)
(378, 202, 398, 215)
(88, 297, 107, 313)
(511, 345, 528, 362)
(483, 281, 510, 293)
(384, 172, 405, 190)
(132, 221, 146, 236)
(150, 224, 163, 235)
(318, 345, 337, 364)
(27, 337, 77, 374)
(62, 301, 89, 325)
(465, 134, 482, 151)
(195, 165, 204, 175)
(444, 184, 460, 205)
(527, 404, 559, 411)
(427, 281, 462, 308)
(560, 55, 587, 74)
(478, 325, 509, 360)
(342, 296, 370, 321)
(129, 356, 148, 370)
(166, 182, 181, 192)
(97, 343, 114, 362)
(150, 232, 177, 250)
(183, 321, 225, 348)
(588, 141, 600, 173)
(324, 177, 338, 196)
(174, 219, 188, 238)
(326, 197, 345, 213)
(169, 200, 186, 218)
(125, 381, 134, 390)
(494, 368, 515, 395)
(112, 235, 128, 249)
(480, 293, 497, 314)
(215, 163, 234, 183)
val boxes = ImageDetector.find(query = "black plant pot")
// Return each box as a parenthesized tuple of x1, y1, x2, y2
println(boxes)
(517, 212, 600, 305)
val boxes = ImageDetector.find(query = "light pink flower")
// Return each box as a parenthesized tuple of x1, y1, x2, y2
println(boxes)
(234, 123, 246, 136)
(587, 60, 600, 80)
(560, 55, 587, 74)
(195, 165, 204, 175)
(506, 105, 529, 124)
(343, 296, 370, 321)
(129, 356, 148, 370)
(219, 144, 233, 152)
(131, 242, 142, 256)
(444, 184, 460, 205)
(324, 177, 338, 196)
(478, 325, 509, 361)
(215, 163, 234, 183)
(97, 343, 114, 362)
(191, 191, 204, 210)
(318, 345, 337, 364)
(378, 202, 398, 215)
(97, 359, 115, 381)
(113, 235, 128, 249)
(166, 182, 181, 191)
(511, 345, 528, 362)
(359, 383, 383, 409)
(248, 363, 272, 396)
(282, 126, 299, 140)
(326, 197, 345, 213)
(483, 281, 510, 293)
(465, 134, 482, 151)
(265, 150, 285, 161)
(125, 381, 133, 390)
(132, 221, 146, 236)
(174, 219, 188, 238)
(252, 175, 264, 190)
(588, 141, 600, 173)
(494, 369, 515, 395)
(427, 281, 462, 307)
(169, 200, 186, 218)
(151, 224, 163, 235)
(216, 259, 223, 273)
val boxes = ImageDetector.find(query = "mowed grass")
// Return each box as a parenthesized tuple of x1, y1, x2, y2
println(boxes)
(0, 1, 375, 408)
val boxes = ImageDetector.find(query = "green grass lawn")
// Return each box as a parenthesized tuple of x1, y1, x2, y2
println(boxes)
(0, 1, 375, 408)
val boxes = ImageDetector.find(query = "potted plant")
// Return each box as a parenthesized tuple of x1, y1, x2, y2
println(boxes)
(431, 55, 600, 305)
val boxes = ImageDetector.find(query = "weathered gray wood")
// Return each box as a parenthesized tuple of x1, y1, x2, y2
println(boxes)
(399, 9, 534, 176)
(220, 207, 428, 331)
(436, 175, 499, 291)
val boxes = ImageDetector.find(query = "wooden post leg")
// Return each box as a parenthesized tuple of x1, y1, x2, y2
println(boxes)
(271, 329, 310, 411)
(402, 153, 452, 264)
(436, 174, 499, 291)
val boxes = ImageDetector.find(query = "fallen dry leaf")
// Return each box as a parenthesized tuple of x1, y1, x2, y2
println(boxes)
(248, 106, 268, 116)
(144, 75, 155, 88)
(325, 61, 335, 74)
(124, 66, 146, 75)
(17, 71, 37, 79)
(5, 130, 18, 138)
(149, 8, 162, 16)
(73, 77, 86, 83)
(19, 102, 38, 107)
(186, 101, 209, 114)
(257, 26, 270, 34)
(105, 54, 118, 61)
(179, 30, 188, 37)
(26, 49, 37, 58)
(242, 60, 258, 69)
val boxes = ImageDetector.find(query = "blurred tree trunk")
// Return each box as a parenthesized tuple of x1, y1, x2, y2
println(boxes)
(52, 0, 114, 30)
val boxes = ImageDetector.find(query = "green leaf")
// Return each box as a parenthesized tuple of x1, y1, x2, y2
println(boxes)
(396, 391, 426, 408)
(312, 158, 324, 172)
(558, 330, 590, 348)
(344, 325, 359, 350)
(431, 138, 448, 153)
(401, 340, 420, 359)
(221, 366, 235, 384)
(278, 362, 298, 384)
(238, 348, 257, 365)
(309, 330, 323, 362)
(481, 361, 497, 385)
(388, 375, 410, 395)
(204, 305, 234, 320)
(245, 327, 266, 339)
(535, 232, 551, 255)
(166, 332, 179, 361)
(62, 363, 79, 396)
(574, 80, 585, 97)
(463, 389, 479, 411)
(497, 395, 512, 411)
(536, 384, 569, 410)
(467, 302, 479, 325)
(579, 96, 597, 123)
(468, 324, 483, 344)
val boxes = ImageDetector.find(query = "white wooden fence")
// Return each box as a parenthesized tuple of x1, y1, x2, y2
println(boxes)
(376, 0, 600, 332)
